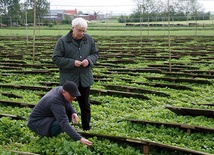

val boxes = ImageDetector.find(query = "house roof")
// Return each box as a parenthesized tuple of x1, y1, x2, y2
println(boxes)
(64, 10, 77, 15)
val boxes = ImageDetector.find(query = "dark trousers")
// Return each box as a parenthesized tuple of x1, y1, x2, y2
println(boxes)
(77, 86, 91, 130)
(50, 120, 62, 137)
(38, 120, 62, 140)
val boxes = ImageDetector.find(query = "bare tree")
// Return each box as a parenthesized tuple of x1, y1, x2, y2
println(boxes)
(132, 0, 205, 19)
(0, 0, 21, 25)
(24, 0, 50, 22)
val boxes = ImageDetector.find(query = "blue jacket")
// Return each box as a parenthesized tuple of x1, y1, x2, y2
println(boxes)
(27, 86, 82, 141)
(52, 30, 99, 86)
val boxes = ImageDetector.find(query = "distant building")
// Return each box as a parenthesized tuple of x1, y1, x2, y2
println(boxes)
(63, 9, 78, 20)
(44, 9, 77, 22)
(44, 9, 105, 22)
(44, 10, 64, 22)
(77, 14, 95, 21)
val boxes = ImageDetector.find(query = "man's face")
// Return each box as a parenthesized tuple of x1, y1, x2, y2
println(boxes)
(63, 90, 76, 102)
(72, 24, 86, 40)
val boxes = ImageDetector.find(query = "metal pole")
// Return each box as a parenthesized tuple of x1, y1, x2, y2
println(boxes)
(25, 11, 28, 45)
(168, 0, 171, 72)
(105, 10, 108, 36)
(33, 0, 36, 64)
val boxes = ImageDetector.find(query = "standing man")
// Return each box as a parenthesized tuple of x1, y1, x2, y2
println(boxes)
(52, 17, 99, 131)
(27, 81, 92, 146)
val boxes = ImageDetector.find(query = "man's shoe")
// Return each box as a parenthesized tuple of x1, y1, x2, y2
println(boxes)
(37, 136, 43, 141)
(83, 126, 91, 131)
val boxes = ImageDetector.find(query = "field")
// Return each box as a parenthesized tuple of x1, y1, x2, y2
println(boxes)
(1, 22, 214, 155)
(0, 19, 214, 36)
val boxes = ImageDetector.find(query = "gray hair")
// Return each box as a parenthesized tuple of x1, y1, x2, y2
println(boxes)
(72, 17, 88, 29)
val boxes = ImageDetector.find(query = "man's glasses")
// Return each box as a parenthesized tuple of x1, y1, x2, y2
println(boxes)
(75, 28, 87, 34)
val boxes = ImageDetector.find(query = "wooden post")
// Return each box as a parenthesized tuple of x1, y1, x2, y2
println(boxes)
(143, 145, 149, 155)
(187, 129, 191, 134)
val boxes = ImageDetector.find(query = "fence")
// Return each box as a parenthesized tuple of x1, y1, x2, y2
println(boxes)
(0, 16, 214, 37)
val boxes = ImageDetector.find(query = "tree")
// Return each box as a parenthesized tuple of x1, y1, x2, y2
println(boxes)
(23, 0, 50, 23)
(0, 0, 50, 25)
(131, 0, 163, 22)
(0, 0, 21, 25)
(126, 0, 208, 23)
(78, 11, 83, 15)
(0, 0, 10, 15)
(8, 0, 21, 25)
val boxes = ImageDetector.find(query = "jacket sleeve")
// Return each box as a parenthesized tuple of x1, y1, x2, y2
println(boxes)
(51, 101, 82, 141)
(68, 103, 77, 115)
(86, 38, 99, 67)
(52, 38, 76, 69)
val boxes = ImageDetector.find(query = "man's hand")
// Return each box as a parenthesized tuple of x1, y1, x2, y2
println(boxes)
(80, 137, 93, 146)
(72, 113, 78, 124)
(75, 60, 82, 67)
(81, 59, 89, 67)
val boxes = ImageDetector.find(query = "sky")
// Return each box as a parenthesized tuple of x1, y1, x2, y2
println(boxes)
(48, 0, 214, 15)
(49, 0, 136, 14)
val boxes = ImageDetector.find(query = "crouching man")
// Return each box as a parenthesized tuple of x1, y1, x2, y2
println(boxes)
(27, 81, 92, 146)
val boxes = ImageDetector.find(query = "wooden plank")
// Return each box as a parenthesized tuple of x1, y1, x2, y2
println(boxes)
(78, 132, 212, 155)
(192, 102, 214, 106)
(145, 76, 212, 85)
(126, 119, 214, 133)
(0, 66, 22, 70)
(166, 106, 214, 118)
(102, 84, 170, 97)
(0, 92, 22, 98)
(0, 100, 35, 108)
(164, 72, 214, 79)
(182, 70, 214, 75)
(11, 151, 40, 155)
(108, 68, 162, 73)
(2, 69, 51, 74)
(137, 82, 193, 90)
(90, 89, 150, 100)
(0, 113, 25, 120)
(0, 84, 51, 91)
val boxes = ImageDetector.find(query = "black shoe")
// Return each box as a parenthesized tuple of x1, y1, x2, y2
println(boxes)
(37, 136, 43, 141)
(83, 126, 91, 131)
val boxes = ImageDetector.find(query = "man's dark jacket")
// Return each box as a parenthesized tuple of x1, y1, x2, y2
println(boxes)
(27, 86, 82, 141)
(52, 30, 99, 86)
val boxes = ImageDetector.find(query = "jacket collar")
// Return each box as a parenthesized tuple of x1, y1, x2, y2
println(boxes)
(65, 30, 87, 43)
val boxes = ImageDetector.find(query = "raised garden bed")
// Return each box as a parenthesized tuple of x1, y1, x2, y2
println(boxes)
(102, 84, 170, 97)
(79, 132, 212, 155)
(1, 35, 214, 154)
(145, 76, 212, 85)
(125, 119, 214, 134)
(166, 106, 214, 118)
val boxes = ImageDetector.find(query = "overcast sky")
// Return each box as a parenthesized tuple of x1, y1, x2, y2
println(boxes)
(49, 0, 136, 14)
(48, 0, 214, 14)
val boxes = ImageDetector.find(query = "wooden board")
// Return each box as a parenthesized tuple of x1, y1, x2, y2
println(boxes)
(166, 106, 214, 118)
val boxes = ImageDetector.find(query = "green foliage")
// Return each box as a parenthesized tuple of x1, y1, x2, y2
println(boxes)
(0, 117, 33, 146)
(48, 23, 54, 28)
(1, 36, 214, 154)
(61, 16, 72, 25)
